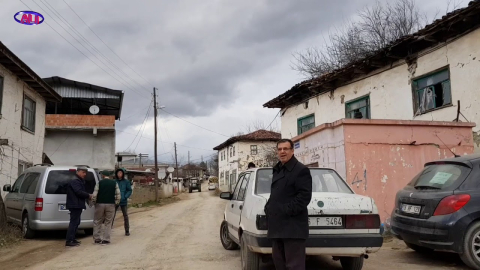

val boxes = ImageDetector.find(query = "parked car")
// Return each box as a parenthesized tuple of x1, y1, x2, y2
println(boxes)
(219, 167, 383, 270)
(2, 165, 99, 239)
(189, 178, 201, 193)
(391, 153, 480, 269)
(208, 182, 217, 190)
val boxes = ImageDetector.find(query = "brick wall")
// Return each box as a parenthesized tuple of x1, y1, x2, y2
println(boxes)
(46, 114, 115, 128)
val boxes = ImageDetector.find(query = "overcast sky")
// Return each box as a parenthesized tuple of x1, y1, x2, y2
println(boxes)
(0, 0, 466, 165)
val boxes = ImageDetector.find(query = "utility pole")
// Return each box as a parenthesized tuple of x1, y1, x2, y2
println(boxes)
(174, 142, 179, 193)
(153, 88, 159, 202)
(138, 153, 149, 167)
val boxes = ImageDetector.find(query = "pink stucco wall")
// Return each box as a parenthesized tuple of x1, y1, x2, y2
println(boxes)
(293, 119, 476, 222)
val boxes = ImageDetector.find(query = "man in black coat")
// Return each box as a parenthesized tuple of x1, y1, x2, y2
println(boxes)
(264, 139, 312, 270)
(65, 167, 92, 247)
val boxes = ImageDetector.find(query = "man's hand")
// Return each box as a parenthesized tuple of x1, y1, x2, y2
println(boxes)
(89, 194, 93, 200)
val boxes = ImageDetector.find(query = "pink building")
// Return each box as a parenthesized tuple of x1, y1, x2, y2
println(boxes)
(292, 119, 476, 221)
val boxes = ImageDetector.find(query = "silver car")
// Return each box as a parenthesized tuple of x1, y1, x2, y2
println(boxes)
(2, 165, 99, 238)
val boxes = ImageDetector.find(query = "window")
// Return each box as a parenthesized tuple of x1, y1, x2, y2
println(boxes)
(233, 146, 235, 156)
(18, 160, 32, 177)
(19, 173, 40, 194)
(413, 68, 452, 115)
(0, 76, 3, 114)
(407, 163, 469, 190)
(232, 174, 245, 200)
(45, 170, 96, 194)
(297, 114, 315, 135)
(11, 174, 26, 193)
(255, 168, 353, 194)
(22, 95, 36, 132)
(346, 95, 370, 119)
(251, 145, 257, 155)
(237, 173, 250, 201)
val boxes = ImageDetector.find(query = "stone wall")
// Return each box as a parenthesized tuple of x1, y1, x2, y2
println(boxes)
(129, 184, 174, 205)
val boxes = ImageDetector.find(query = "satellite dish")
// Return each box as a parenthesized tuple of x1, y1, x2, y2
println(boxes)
(167, 166, 175, 173)
(89, 105, 100, 115)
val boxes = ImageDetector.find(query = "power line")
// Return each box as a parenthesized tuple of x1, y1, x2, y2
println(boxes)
(124, 98, 153, 151)
(62, 0, 156, 88)
(266, 110, 281, 130)
(133, 104, 153, 152)
(159, 108, 229, 138)
(20, 0, 151, 100)
(42, 0, 152, 95)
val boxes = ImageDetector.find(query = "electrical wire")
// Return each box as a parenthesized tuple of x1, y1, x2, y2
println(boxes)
(19, 0, 151, 100)
(62, 0, 156, 88)
(124, 98, 153, 151)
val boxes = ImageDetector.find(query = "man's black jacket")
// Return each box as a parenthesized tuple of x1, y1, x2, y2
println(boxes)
(264, 156, 312, 239)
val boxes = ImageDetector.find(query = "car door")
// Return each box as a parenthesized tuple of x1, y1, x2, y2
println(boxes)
(19, 172, 41, 218)
(5, 173, 27, 223)
(226, 174, 246, 238)
(235, 172, 251, 229)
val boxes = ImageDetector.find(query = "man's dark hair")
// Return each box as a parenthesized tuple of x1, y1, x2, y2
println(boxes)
(248, 162, 256, 168)
(276, 139, 294, 149)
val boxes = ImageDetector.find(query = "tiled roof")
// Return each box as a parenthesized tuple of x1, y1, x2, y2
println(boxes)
(213, 129, 281, 150)
(264, 0, 480, 109)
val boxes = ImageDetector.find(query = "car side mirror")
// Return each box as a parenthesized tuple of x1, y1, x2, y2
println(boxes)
(3, 184, 11, 192)
(219, 192, 232, 200)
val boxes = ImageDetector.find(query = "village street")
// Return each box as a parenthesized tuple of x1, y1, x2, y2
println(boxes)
(0, 182, 470, 270)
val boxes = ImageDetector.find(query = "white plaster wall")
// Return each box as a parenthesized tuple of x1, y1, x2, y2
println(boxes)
(281, 27, 480, 151)
(0, 64, 46, 196)
(217, 140, 278, 190)
(44, 130, 115, 170)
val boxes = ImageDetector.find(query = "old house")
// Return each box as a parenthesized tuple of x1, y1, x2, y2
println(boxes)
(0, 42, 61, 194)
(213, 130, 280, 191)
(42, 76, 124, 170)
(264, 1, 480, 150)
(263, 2, 480, 221)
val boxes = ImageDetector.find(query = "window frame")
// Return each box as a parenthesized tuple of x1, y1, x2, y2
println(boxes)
(237, 173, 251, 201)
(21, 94, 36, 133)
(250, 145, 257, 155)
(412, 67, 452, 115)
(232, 174, 245, 200)
(19, 173, 40, 194)
(297, 114, 315, 135)
(345, 94, 371, 119)
(11, 174, 27, 193)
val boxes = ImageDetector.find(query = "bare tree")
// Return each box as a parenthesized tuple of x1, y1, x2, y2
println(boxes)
(244, 119, 280, 134)
(292, 0, 431, 78)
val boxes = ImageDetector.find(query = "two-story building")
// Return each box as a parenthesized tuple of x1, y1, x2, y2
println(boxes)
(213, 129, 280, 191)
(0, 42, 61, 194)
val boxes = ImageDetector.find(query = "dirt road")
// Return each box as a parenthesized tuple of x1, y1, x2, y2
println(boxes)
(0, 183, 471, 269)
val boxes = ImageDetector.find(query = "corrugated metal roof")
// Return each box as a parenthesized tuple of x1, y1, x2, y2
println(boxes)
(53, 85, 120, 99)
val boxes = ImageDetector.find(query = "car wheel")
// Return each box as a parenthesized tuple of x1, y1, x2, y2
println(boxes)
(22, 213, 36, 239)
(220, 220, 239, 250)
(405, 242, 434, 253)
(340, 257, 364, 270)
(460, 221, 480, 269)
(84, 229, 94, 236)
(241, 234, 260, 270)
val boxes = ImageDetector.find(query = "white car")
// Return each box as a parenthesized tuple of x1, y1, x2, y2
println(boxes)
(219, 167, 383, 270)
(208, 182, 217, 190)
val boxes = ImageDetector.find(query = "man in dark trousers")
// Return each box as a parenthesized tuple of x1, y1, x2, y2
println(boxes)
(114, 168, 132, 236)
(65, 167, 92, 247)
(264, 139, 312, 270)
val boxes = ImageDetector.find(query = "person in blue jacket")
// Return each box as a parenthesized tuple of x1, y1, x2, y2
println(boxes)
(114, 168, 132, 236)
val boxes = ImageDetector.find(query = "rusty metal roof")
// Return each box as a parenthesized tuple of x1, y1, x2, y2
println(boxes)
(0, 42, 61, 102)
(264, 0, 480, 109)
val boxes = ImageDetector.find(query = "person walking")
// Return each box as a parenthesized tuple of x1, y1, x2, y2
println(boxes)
(91, 175, 121, 245)
(114, 168, 132, 236)
(264, 139, 312, 270)
(65, 167, 92, 247)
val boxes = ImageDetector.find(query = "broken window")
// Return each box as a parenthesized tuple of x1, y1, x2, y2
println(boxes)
(251, 145, 257, 155)
(346, 95, 370, 119)
(413, 68, 451, 115)
(297, 114, 315, 135)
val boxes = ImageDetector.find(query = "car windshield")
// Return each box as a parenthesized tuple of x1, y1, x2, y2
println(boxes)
(45, 170, 96, 194)
(255, 168, 352, 194)
(407, 163, 471, 190)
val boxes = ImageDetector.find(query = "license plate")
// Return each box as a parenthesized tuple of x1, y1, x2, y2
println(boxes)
(402, 204, 421, 214)
(309, 217, 343, 227)
(59, 204, 67, 211)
